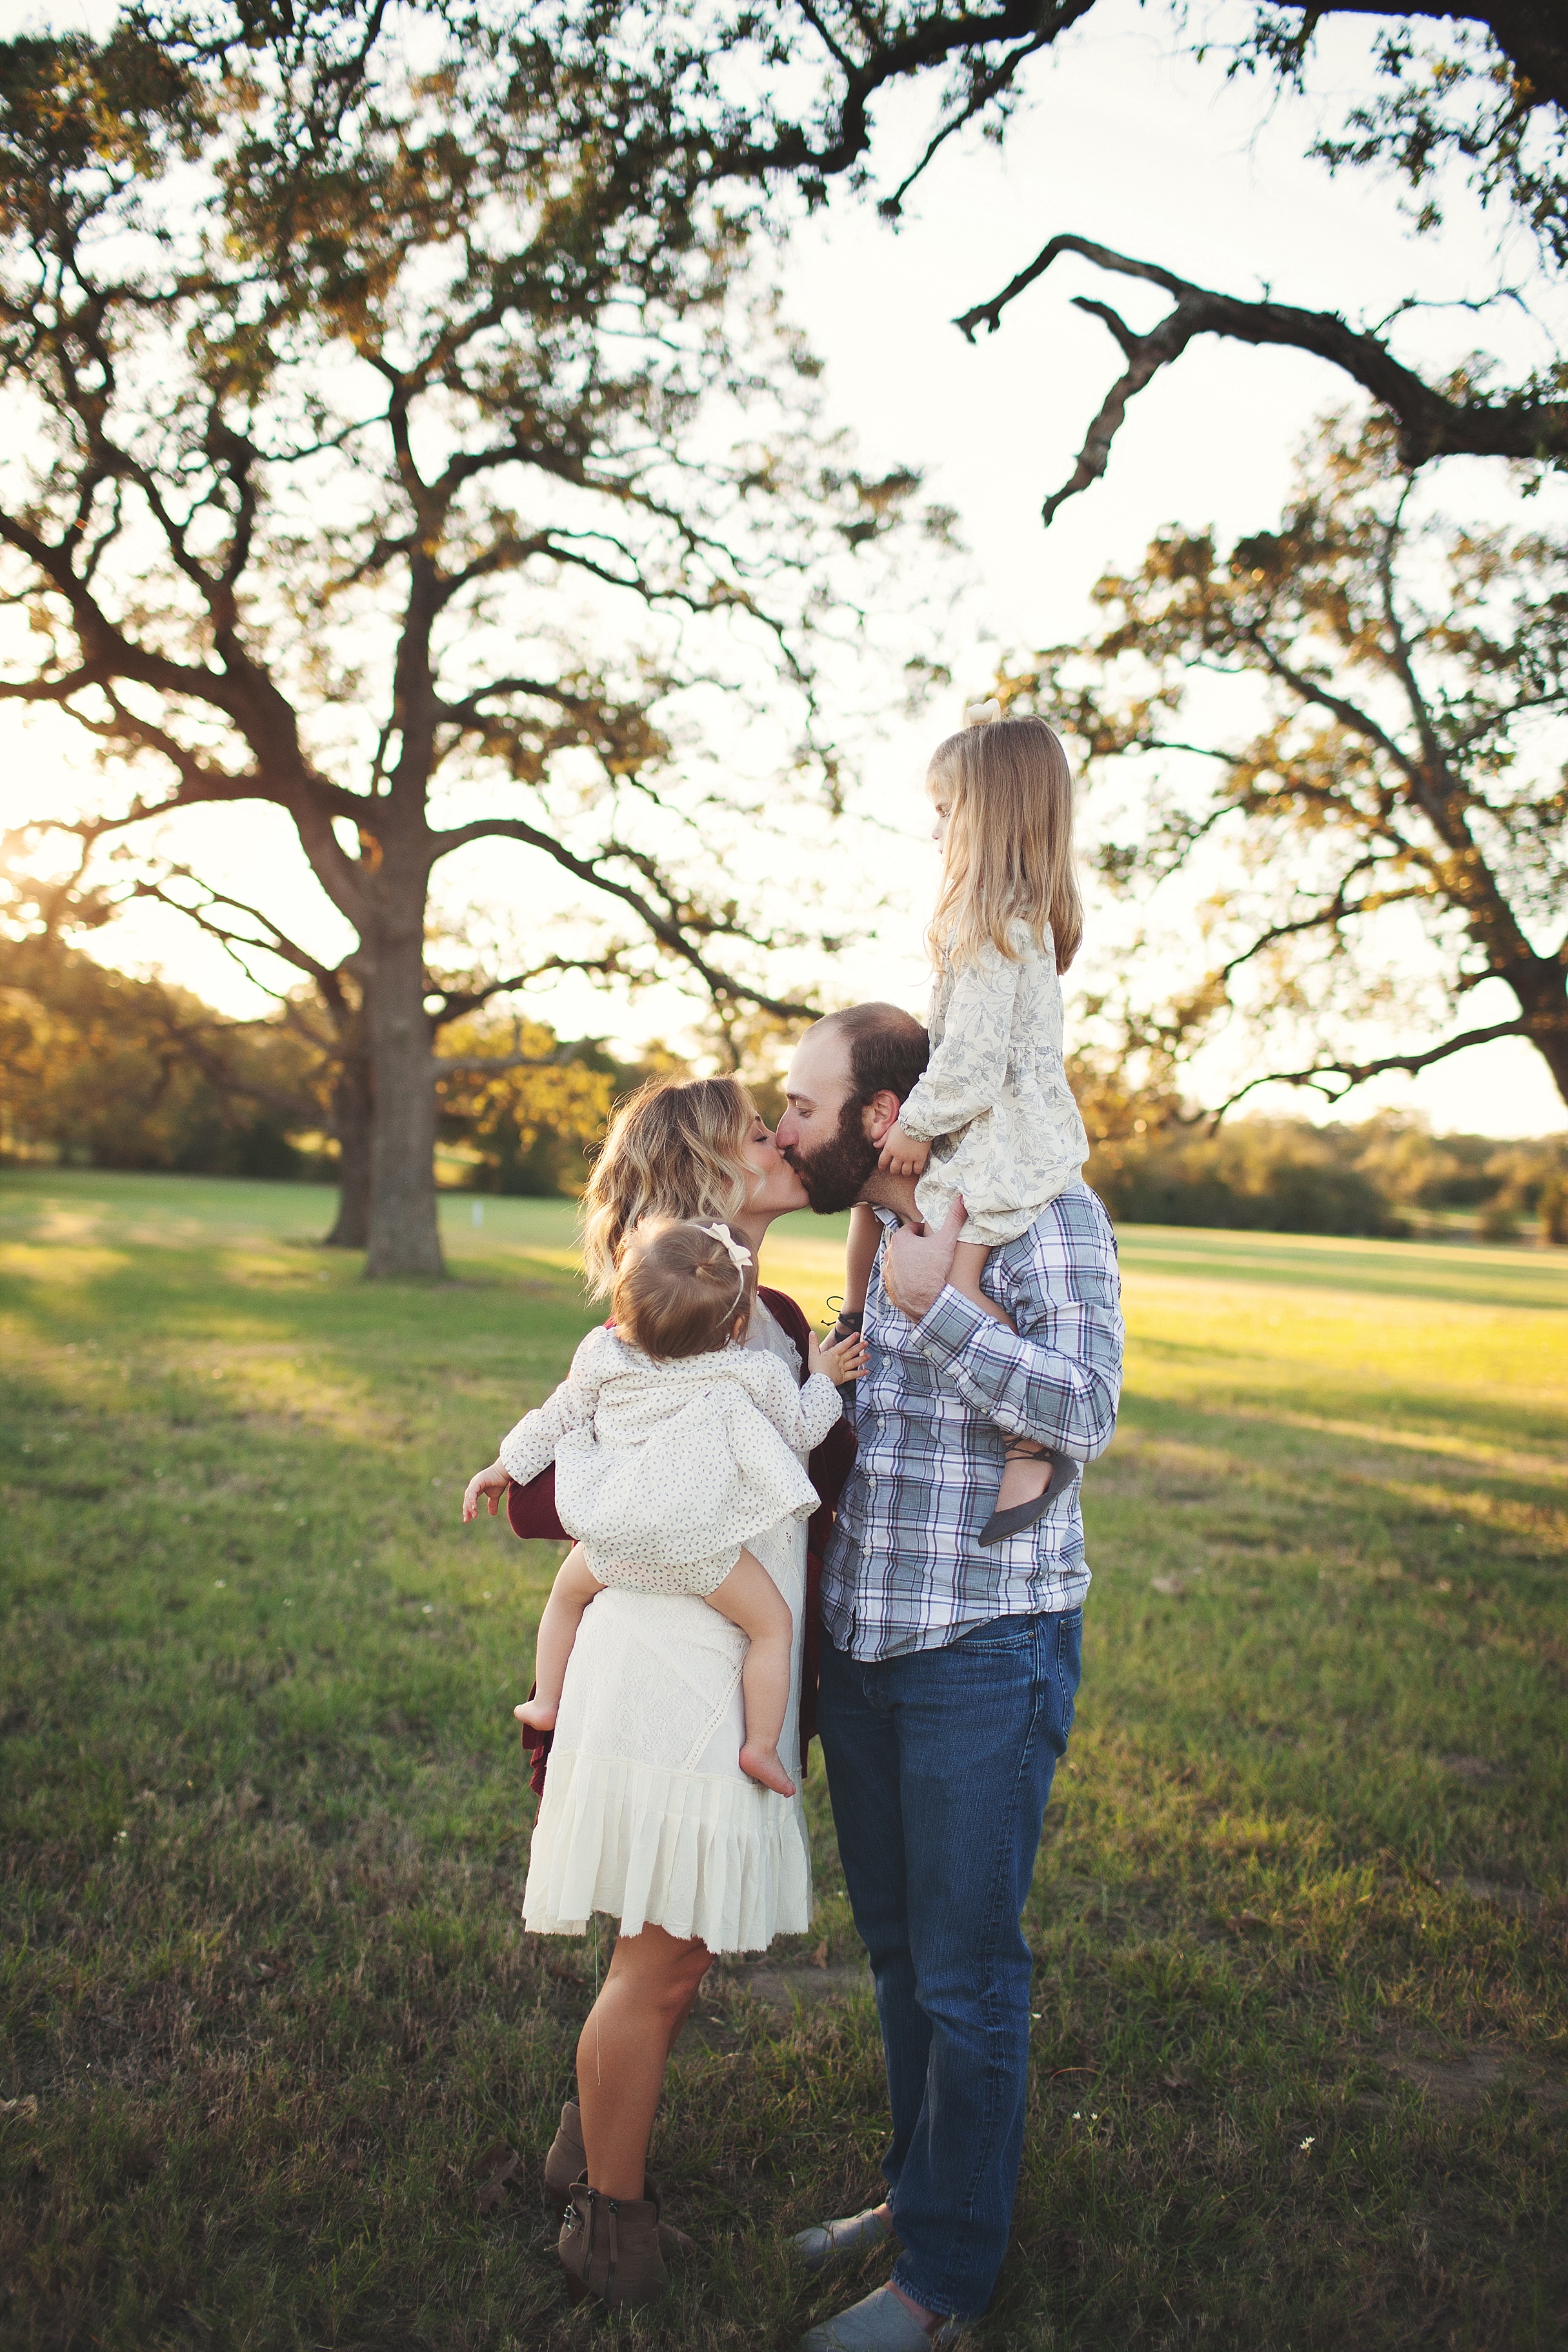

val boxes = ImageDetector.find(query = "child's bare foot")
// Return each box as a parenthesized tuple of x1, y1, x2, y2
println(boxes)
(515, 1696, 559, 1733)
(739, 1739, 796, 1797)
(995, 1445, 1051, 1515)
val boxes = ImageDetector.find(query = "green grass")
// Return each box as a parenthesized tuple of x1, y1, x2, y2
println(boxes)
(1, 1167, 1564, 2351)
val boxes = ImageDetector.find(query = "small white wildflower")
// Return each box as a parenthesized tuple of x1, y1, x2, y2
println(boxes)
(422, 1603, 434, 1614)
(1071, 2111, 1080, 2120)
(1300, 2136, 1315, 2151)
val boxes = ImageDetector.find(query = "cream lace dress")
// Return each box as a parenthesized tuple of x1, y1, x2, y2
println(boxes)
(900, 916, 1091, 1248)
(496, 1325, 839, 1594)
(519, 1301, 818, 1953)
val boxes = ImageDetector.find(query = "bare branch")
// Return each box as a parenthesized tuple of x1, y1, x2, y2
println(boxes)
(954, 236, 1568, 525)
(1209, 1018, 1537, 1119)
(430, 816, 818, 1019)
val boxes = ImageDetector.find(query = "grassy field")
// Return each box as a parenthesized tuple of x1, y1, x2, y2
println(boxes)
(1, 1168, 1564, 2352)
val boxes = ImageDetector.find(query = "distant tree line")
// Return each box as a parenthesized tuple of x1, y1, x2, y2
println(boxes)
(3, 932, 1563, 1241)
(1083, 1105, 1567, 1245)
(0, 932, 665, 1198)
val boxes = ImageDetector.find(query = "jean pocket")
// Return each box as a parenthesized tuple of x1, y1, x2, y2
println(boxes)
(949, 1613, 1034, 1654)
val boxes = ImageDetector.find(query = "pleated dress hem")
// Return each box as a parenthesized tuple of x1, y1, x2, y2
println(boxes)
(522, 1744, 813, 1955)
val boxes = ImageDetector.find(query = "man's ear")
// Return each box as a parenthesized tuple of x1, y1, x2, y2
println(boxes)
(861, 1090, 901, 1145)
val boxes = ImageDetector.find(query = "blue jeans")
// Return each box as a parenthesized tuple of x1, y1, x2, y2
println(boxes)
(816, 1610, 1082, 2320)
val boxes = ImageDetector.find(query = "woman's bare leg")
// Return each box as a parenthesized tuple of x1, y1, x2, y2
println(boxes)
(703, 1547, 795, 1795)
(515, 1545, 602, 1731)
(576, 1924, 713, 2200)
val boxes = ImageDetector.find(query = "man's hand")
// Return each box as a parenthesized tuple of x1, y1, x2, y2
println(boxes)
(463, 1460, 510, 1522)
(877, 1118, 930, 1179)
(881, 1196, 967, 1323)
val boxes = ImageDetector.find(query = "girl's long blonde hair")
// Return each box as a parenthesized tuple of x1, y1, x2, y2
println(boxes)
(579, 1075, 755, 1298)
(927, 712, 1083, 975)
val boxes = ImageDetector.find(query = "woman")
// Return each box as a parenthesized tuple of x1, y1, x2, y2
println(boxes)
(499, 1076, 853, 2308)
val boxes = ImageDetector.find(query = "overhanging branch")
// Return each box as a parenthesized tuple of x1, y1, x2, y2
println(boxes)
(431, 815, 818, 1020)
(1210, 1016, 1533, 1118)
(954, 236, 1568, 525)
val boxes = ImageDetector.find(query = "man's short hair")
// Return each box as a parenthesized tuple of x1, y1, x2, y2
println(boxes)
(814, 1003, 929, 1107)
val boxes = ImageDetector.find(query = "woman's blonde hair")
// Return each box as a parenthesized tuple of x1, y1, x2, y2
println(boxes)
(927, 712, 1083, 975)
(579, 1075, 755, 1298)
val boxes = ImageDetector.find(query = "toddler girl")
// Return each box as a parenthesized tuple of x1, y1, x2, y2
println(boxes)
(841, 699, 1091, 1544)
(462, 1218, 864, 1796)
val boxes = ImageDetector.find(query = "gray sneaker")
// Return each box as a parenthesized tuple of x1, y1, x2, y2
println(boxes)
(790, 2206, 894, 2273)
(799, 2284, 969, 2351)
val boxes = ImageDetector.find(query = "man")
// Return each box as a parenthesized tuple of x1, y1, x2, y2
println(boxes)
(775, 1003, 1123, 2352)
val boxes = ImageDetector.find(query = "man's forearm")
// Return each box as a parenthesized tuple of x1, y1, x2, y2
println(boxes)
(912, 1284, 1121, 1460)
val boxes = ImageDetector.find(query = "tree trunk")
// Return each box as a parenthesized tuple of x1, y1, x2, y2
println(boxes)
(322, 1056, 373, 1249)
(363, 911, 447, 1279)
(1524, 1003, 1568, 1114)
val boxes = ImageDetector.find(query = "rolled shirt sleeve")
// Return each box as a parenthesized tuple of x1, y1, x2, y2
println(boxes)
(820, 1183, 1123, 1661)
(911, 1276, 1120, 1462)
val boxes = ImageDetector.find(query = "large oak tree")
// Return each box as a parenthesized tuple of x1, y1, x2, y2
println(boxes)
(0, 10, 928, 1274)
(1007, 417, 1568, 1112)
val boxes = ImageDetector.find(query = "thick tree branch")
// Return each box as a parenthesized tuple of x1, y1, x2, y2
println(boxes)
(1212, 862, 1430, 985)
(430, 815, 817, 1018)
(954, 236, 1568, 525)
(1211, 1016, 1538, 1117)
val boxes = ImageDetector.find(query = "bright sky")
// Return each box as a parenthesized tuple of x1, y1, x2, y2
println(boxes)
(3, 0, 1565, 1138)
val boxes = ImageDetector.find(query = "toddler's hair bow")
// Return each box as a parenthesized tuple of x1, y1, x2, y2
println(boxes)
(698, 1221, 753, 1271)
(963, 696, 1003, 727)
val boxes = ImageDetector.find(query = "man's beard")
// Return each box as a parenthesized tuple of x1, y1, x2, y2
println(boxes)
(784, 1097, 882, 1215)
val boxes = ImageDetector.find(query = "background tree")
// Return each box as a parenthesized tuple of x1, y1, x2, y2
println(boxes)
(700, 0, 1568, 518)
(0, 921, 319, 1175)
(128, 2, 1568, 515)
(0, 11, 933, 1278)
(1005, 415, 1568, 1112)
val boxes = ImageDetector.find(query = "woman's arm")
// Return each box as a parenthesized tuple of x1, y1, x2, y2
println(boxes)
(896, 943, 1024, 1141)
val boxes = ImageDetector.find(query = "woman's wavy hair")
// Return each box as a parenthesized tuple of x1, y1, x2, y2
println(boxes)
(579, 1075, 755, 1299)
(927, 714, 1083, 976)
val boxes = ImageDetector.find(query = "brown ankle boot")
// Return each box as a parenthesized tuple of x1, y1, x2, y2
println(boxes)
(558, 2177, 669, 2308)
(542, 2100, 585, 2215)
(542, 2103, 694, 2256)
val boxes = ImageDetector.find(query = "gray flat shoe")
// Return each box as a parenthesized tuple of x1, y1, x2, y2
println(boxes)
(799, 2286, 968, 2351)
(977, 1449, 1080, 1548)
(790, 2205, 894, 2273)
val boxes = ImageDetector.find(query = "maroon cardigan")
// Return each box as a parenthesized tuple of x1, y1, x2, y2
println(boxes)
(509, 1286, 855, 1797)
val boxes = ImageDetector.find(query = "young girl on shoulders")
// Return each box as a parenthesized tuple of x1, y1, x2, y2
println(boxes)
(839, 699, 1091, 1542)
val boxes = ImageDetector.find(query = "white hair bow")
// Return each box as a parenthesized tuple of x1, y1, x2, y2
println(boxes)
(698, 1221, 753, 1271)
(963, 697, 1003, 727)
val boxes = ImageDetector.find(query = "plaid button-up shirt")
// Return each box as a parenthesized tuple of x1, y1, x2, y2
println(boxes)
(821, 1183, 1123, 1661)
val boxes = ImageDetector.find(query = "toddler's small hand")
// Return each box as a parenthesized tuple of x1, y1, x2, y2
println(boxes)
(810, 1329, 869, 1386)
(876, 1118, 930, 1178)
(463, 1460, 510, 1522)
